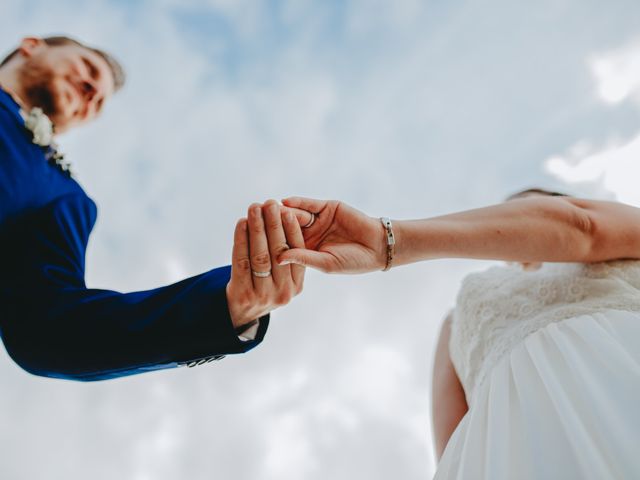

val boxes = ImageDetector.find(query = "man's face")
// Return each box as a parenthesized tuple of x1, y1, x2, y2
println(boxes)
(17, 42, 115, 133)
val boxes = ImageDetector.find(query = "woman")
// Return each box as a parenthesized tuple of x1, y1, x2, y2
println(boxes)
(280, 191, 640, 479)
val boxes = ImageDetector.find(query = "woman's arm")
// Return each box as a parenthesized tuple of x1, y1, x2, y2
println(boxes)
(432, 312, 468, 461)
(279, 196, 640, 272)
(392, 196, 640, 266)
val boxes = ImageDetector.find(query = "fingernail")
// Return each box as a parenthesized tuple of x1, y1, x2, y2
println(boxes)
(279, 259, 292, 266)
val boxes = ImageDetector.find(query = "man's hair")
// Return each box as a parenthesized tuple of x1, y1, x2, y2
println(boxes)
(505, 187, 570, 201)
(0, 35, 125, 92)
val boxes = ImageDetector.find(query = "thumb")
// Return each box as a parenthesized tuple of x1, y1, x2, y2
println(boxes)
(278, 248, 332, 272)
(281, 206, 313, 229)
(282, 197, 326, 211)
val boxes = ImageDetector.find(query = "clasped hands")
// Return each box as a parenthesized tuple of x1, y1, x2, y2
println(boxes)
(226, 197, 388, 328)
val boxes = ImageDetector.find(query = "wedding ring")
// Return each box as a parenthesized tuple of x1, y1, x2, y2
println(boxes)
(252, 270, 272, 278)
(303, 212, 317, 228)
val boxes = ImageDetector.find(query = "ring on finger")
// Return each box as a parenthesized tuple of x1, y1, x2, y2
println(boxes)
(303, 213, 317, 229)
(252, 270, 272, 278)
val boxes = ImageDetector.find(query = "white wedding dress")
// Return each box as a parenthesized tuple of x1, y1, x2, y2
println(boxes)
(435, 260, 640, 480)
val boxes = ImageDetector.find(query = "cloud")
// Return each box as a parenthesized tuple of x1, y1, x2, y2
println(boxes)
(589, 38, 640, 105)
(3, 1, 640, 479)
(545, 37, 640, 204)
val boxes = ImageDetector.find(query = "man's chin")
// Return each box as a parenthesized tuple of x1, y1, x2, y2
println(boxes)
(39, 101, 75, 133)
(49, 112, 75, 134)
(19, 69, 67, 130)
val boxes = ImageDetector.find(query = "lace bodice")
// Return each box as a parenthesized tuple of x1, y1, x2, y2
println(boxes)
(450, 260, 640, 403)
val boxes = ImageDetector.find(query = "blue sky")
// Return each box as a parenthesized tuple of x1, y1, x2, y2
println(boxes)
(2, 1, 640, 479)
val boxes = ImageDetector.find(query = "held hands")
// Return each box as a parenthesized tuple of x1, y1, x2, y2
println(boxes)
(278, 197, 388, 274)
(226, 196, 389, 328)
(226, 200, 306, 329)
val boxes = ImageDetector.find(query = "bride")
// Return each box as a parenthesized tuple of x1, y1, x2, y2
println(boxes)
(279, 189, 640, 479)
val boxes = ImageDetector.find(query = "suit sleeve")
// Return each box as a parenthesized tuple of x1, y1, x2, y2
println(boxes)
(0, 193, 269, 381)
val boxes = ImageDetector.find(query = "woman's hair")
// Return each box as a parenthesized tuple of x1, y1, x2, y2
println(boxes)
(505, 187, 570, 201)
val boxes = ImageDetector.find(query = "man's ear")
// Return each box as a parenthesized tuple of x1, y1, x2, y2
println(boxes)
(18, 37, 46, 58)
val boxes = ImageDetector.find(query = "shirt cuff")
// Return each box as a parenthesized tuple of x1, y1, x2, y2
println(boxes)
(236, 319, 260, 342)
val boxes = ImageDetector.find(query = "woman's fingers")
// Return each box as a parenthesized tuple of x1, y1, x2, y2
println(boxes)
(247, 203, 273, 293)
(282, 206, 315, 229)
(230, 218, 253, 290)
(282, 197, 326, 213)
(278, 247, 334, 273)
(281, 208, 306, 287)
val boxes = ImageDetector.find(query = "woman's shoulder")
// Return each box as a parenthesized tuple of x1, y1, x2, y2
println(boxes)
(535, 259, 640, 278)
(460, 259, 640, 279)
(454, 260, 640, 322)
(580, 259, 640, 283)
(458, 262, 520, 288)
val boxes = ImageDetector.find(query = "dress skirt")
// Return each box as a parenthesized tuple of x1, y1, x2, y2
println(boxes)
(435, 310, 640, 480)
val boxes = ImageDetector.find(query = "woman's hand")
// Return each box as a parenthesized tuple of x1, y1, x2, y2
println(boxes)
(278, 197, 387, 274)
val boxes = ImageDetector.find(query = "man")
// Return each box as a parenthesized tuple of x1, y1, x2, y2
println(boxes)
(0, 36, 305, 380)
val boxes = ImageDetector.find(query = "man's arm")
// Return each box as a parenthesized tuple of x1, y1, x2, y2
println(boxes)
(431, 312, 468, 461)
(0, 194, 303, 381)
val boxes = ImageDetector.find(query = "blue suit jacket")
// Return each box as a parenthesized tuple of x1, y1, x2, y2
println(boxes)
(0, 89, 268, 381)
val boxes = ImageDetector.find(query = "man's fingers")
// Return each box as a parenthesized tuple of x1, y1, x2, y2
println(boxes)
(248, 203, 272, 293)
(278, 248, 334, 273)
(282, 197, 326, 214)
(230, 218, 252, 290)
(282, 208, 306, 287)
(262, 200, 291, 286)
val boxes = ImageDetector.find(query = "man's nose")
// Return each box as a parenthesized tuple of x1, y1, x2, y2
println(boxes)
(81, 80, 97, 101)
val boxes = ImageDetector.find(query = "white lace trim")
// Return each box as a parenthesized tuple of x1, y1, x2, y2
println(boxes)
(449, 260, 640, 404)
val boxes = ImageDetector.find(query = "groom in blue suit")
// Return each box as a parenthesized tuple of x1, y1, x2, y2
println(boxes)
(0, 36, 306, 381)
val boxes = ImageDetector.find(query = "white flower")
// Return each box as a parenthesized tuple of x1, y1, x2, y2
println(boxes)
(19, 107, 73, 176)
(21, 107, 54, 147)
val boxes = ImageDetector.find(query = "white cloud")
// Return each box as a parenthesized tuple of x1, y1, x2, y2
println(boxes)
(3, 2, 640, 480)
(263, 412, 317, 480)
(546, 37, 640, 204)
(339, 345, 413, 416)
(589, 38, 640, 105)
(545, 133, 640, 203)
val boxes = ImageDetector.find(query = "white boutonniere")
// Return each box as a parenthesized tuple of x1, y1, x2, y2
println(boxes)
(21, 107, 53, 146)
(20, 107, 73, 176)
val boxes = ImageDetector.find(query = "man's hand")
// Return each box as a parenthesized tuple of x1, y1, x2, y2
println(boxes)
(226, 200, 306, 329)
(278, 197, 387, 274)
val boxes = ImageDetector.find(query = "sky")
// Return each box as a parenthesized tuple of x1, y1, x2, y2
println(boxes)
(2, 1, 640, 479)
